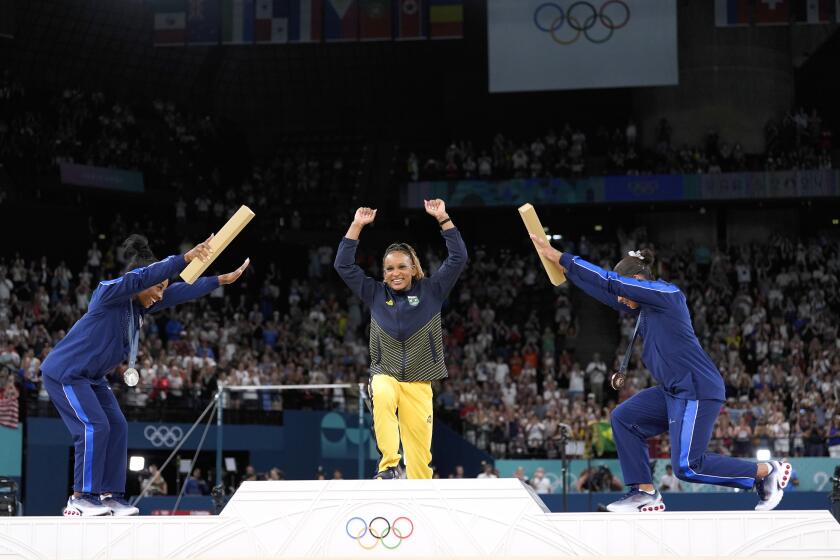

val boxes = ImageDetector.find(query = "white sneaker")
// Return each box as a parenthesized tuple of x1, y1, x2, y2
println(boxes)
(101, 493, 139, 516)
(755, 460, 792, 511)
(606, 488, 666, 512)
(63, 494, 111, 517)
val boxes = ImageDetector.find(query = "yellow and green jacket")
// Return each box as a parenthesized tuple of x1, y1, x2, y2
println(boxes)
(334, 229, 467, 382)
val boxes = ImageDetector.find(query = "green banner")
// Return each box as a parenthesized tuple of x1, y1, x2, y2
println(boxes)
(0, 425, 22, 477)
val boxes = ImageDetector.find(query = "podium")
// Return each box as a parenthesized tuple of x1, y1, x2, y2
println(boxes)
(1, 479, 839, 559)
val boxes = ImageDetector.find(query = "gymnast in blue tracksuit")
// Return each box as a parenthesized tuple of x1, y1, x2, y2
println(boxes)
(40, 234, 249, 516)
(529, 237, 792, 512)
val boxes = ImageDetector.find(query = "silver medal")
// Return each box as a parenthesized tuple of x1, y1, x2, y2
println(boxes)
(124, 367, 139, 387)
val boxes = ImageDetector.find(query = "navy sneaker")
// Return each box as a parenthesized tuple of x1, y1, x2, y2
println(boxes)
(606, 487, 666, 513)
(373, 466, 403, 480)
(63, 494, 111, 517)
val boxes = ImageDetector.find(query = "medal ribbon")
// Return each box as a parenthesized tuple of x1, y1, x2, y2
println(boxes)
(128, 302, 140, 369)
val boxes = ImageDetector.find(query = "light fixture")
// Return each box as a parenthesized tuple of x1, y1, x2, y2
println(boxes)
(594, 224, 603, 232)
(129, 456, 145, 471)
(832, 218, 839, 226)
(756, 449, 771, 461)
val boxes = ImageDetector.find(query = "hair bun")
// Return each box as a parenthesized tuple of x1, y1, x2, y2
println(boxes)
(122, 234, 153, 262)
(639, 248, 655, 266)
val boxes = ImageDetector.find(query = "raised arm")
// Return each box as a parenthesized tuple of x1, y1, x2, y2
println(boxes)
(94, 235, 213, 306)
(528, 234, 643, 313)
(560, 253, 679, 311)
(334, 208, 378, 305)
(147, 258, 249, 314)
(424, 199, 468, 299)
(561, 255, 641, 315)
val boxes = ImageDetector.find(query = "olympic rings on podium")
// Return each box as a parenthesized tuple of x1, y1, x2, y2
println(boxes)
(345, 516, 415, 549)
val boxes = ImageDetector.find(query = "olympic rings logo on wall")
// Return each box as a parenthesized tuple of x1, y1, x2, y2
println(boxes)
(533, 1, 630, 45)
(144, 425, 184, 448)
(345, 516, 414, 550)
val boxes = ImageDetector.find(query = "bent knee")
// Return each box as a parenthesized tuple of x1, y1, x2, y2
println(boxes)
(671, 462, 695, 481)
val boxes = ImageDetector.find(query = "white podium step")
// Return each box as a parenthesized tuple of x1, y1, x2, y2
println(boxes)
(1, 479, 839, 559)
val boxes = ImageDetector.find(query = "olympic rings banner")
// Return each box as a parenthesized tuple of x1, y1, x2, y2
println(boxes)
(487, 0, 678, 92)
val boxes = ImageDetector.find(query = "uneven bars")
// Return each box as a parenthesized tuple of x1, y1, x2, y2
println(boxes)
(221, 384, 356, 392)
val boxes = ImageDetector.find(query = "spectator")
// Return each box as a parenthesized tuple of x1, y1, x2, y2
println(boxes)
(184, 468, 209, 495)
(476, 462, 498, 479)
(530, 467, 552, 494)
(659, 465, 683, 492)
(141, 464, 168, 496)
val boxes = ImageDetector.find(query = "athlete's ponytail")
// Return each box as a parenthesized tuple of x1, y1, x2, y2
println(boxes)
(614, 248, 655, 279)
(122, 234, 157, 273)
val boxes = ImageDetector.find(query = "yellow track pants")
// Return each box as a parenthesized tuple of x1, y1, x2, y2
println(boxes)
(369, 374, 433, 479)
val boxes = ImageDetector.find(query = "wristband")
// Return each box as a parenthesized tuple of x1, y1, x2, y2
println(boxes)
(438, 218, 452, 227)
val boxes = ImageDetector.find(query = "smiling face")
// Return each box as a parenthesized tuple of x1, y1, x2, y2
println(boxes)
(383, 251, 415, 291)
(136, 279, 169, 308)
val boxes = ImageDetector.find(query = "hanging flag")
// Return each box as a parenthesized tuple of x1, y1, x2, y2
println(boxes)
(753, 0, 789, 24)
(359, 0, 391, 40)
(188, 0, 221, 45)
(590, 421, 616, 457)
(324, 0, 359, 41)
(428, 0, 461, 39)
(222, 0, 255, 44)
(394, 0, 425, 39)
(289, 0, 323, 42)
(793, 0, 836, 22)
(256, 0, 290, 43)
(151, 0, 187, 46)
(0, 389, 19, 429)
(714, 0, 752, 26)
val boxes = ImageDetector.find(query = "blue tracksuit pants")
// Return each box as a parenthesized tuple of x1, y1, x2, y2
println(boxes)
(611, 385, 756, 489)
(43, 375, 128, 495)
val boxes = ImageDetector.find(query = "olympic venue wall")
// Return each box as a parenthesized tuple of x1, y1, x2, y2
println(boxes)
(23, 413, 491, 516)
(0, 425, 22, 478)
(401, 169, 840, 209)
(495, 458, 840, 494)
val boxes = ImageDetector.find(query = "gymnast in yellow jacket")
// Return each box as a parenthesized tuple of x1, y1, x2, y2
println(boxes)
(334, 200, 468, 479)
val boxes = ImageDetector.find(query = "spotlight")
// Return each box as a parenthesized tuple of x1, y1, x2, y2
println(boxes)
(756, 449, 771, 461)
(594, 224, 603, 232)
(129, 456, 145, 471)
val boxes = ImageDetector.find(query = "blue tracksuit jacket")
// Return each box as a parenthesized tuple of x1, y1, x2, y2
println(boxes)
(41, 255, 218, 383)
(559, 253, 725, 401)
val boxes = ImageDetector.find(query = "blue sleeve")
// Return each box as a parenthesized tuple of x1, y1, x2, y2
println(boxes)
(560, 253, 678, 311)
(333, 237, 377, 306)
(428, 228, 468, 300)
(146, 276, 219, 314)
(93, 255, 187, 307)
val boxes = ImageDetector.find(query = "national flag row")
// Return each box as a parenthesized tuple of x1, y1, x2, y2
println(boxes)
(150, 0, 463, 46)
(715, 0, 840, 26)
